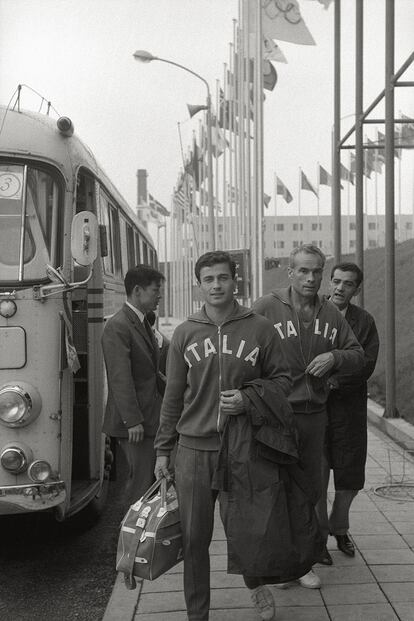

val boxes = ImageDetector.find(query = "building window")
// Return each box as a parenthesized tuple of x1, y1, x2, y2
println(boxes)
(312, 240, 317, 246)
(368, 222, 376, 230)
(312, 223, 317, 231)
(368, 239, 377, 248)
(350, 240, 355, 248)
(293, 240, 299, 248)
(277, 223, 284, 231)
(349, 222, 356, 230)
(293, 223, 298, 231)
(218, 224, 223, 232)
(406, 222, 413, 230)
(277, 241, 284, 249)
(319, 223, 322, 230)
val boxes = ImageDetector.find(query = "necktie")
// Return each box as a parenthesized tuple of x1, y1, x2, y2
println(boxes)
(143, 317, 156, 346)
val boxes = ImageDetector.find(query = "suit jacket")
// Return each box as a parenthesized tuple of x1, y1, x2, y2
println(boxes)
(102, 304, 163, 438)
(327, 303, 379, 489)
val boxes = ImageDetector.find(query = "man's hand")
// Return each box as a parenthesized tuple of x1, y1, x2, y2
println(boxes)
(220, 390, 245, 415)
(306, 352, 335, 377)
(154, 455, 172, 480)
(127, 423, 144, 444)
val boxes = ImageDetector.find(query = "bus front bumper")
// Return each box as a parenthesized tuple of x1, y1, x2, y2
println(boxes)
(0, 481, 66, 514)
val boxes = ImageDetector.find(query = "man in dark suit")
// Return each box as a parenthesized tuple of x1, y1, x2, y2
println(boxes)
(318, 262, 379, 560)
(102, 264, 165, 506)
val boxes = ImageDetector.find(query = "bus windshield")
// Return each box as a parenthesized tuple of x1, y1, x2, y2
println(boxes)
(0, 163, 60, 283)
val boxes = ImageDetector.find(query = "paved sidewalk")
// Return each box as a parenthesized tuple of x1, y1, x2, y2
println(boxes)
(104, 414, 414, 621)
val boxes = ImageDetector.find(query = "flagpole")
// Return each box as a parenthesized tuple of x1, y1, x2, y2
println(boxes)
(228, 41, 235, 250)
(222, 65, 229, 251)
(347, 153, 351, 254)
(254, 0, 264, 298)
(298, 167, 301, 239)
(374, 146, 379, 247)
(274, 173, 277, 253)
(316, 162, 320, 239)
(215, 78, 220, 248)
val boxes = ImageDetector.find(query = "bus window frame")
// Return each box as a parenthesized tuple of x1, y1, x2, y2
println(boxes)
(0, 158, 64, 285)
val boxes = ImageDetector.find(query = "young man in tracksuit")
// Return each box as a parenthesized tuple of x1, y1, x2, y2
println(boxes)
(154, 250, 291, 621)
(253, 244, 364, 589)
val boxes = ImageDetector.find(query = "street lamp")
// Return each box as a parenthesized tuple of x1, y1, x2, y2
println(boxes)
(133, 50, 215, 250)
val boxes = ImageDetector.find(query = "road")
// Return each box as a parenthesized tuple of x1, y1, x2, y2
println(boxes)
(0, 453, 128, 621)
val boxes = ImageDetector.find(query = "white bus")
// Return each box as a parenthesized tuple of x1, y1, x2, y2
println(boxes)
(0, 105, 157, 522)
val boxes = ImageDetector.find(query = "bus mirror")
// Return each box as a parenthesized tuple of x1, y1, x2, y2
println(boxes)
(99, 224, 108, 257)
(71, 211, 98, 266)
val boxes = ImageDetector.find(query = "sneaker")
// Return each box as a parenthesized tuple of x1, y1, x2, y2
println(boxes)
(250, 585, 275, 621)
(298, 569, 321, 589)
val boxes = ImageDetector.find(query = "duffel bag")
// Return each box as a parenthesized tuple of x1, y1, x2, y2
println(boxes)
(116, 477, 183, 589)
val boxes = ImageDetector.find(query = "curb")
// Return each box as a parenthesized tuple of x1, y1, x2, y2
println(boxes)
(102, 573, 143, 621)
(367, 398, 414, 454)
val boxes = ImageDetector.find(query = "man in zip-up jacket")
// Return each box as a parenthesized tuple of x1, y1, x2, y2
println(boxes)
(253, 244, 364, 588)
(154, 251, 291, 621)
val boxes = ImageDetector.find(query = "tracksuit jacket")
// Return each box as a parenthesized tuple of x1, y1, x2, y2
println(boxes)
(253, 287, 364, 414)
(154, 301, 291, 456)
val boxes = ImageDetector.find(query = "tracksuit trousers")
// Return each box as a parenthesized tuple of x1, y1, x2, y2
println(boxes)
(174, 444, 219, 621)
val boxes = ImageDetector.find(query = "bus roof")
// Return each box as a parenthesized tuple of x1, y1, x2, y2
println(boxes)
(0, 105, 154, 247)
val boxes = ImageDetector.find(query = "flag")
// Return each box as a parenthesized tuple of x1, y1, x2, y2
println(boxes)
(263, 36, 287, 63)
(253, 0, 315, 46)
(149, 194, 170, 217)
(340, 163, 354, 185)
(365, 142, 383, 175)
(263, 60, 278, 91)
(400, 114, 414, 144)
(377, 130, 401, 159)
(306, 0, 333, 8)
(320, 165, 344, 189)
(264, 193, 271, 208)
(234, 54, 278, 93)
(276, 176, 293, 203)
(366, 138, 385, 171)
(219, 88, 232, 130)
(185, 138, 203, 190)
(319, 165, 332, 186)
(211, 121, 228, 157)
(350, 152, 373, 179)
(300, 170, 318, 196)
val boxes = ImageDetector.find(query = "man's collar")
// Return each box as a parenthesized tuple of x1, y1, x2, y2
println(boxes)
(125, 301, 145, 322)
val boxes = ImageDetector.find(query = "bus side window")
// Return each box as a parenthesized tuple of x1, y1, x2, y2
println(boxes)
(135, 232, 141, 264)
(142, 241, 148, 265)
(126, 224, 135, 268)
(109, 205, 122, 277)
(119, 215, 129, 276)
(98, 192, 114, 274)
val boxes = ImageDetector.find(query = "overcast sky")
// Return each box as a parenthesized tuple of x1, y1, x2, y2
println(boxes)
(1, 0, 413, 226)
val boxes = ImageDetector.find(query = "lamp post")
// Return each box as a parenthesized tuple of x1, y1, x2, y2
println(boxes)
(133, 50, 215, 250)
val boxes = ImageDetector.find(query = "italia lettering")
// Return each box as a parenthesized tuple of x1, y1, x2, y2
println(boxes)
(273, 320, 338, 344)
(184, 336, 260, 367)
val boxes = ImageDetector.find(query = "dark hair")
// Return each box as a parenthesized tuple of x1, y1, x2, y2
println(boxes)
(194, 251, 236, 282)
(146, 310, 156, 326)
(289, 244, 326, 268)
(331, 262, 363, 287)
(124, 265, 165, 296)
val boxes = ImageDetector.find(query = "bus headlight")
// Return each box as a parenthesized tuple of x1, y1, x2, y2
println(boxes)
(28, 460, 52, 483)
(0, 383, 41, 427)
(1, 443, 33, 474)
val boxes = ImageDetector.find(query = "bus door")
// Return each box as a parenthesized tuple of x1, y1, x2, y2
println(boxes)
(70, 172, 104, 507)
